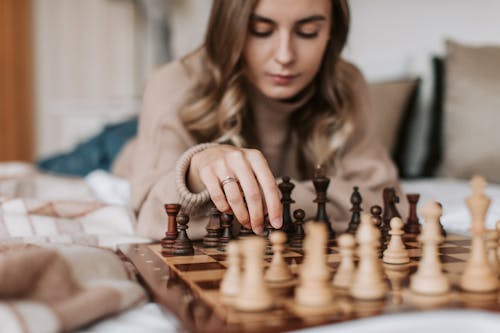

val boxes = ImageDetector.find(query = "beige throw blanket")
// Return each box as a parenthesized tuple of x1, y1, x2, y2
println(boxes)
(0, 243, 147, 333)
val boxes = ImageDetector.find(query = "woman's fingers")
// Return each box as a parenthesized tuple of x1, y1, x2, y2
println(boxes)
(198, 166, 231, 213)
(226, 151, 265, 234)
(244, 149, 283, 229)
(214, 164, 252, 231)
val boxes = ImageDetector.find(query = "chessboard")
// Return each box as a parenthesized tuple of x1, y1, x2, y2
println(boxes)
(119, 232, 500, 333)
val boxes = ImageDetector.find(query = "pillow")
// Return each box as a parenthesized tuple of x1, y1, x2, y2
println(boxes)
(439, 40, 500, 183)
(368, 78, 420, 178)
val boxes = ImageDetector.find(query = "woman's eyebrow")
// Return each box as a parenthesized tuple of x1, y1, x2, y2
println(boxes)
(250, 14, 274, 24)
(296, 15, 327, 25)
(250, 14, 326, 25)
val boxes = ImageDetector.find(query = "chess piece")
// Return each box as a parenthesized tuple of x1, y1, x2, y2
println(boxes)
(382, 187, 401, 242)
(220, 242, 241, 299)
(279, 176, 296, 236)
(404, 194, 421, 234)
(332, 233, 356, 289)
(312, 165, 335, 239)
(239, 225, 254, 237)
(161, 203, 180, 256)
(295, 222, 334, 307)
(371, 205, 384, 251)
(235, 237, 273, 311)
(485, 229, 498, 276)
(384, 263, 410, 305)
(437, 202, 447, 237)
(218, 213, 235, 250)
(203, 206, 221, 248)
(289, 209, 306, 248)
(345, 186, 363, 234)
(460, 176, 498, 292)
(172, 213, 195, 256)
(350, 213, 388, 300)
(265, 231, 293, 282)
(410, 201, 450, 295)
(383, 217, 410, 264)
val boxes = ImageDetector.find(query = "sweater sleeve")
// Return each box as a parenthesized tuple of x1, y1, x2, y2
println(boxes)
(124, 56, 213, 240)
(288, 64, 408, 231)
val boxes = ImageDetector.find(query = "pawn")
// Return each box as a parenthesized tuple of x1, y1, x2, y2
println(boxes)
(350, 213, 388, 300)
(295, 222, 334, 307)
(172, 214, 194, 256)
(383, 217, 410, 264)
(265, 231, 293, 282)
(218, 213, 235, 250)
(485, 229, 498, 276)
(203, 207, 221, 248)
(410, 201, 449, 295)
(332, 233, 356, 289)
(234, 237, 273, 311)
(371, 205, 385, 251)
(220, 242, 241, 300)
(289, 209, 306, 248)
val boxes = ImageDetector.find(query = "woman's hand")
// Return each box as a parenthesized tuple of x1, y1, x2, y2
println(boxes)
(188, 145, 282, 234)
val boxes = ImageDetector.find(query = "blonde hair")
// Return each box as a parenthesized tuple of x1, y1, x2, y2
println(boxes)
(180, 0, 357, 178)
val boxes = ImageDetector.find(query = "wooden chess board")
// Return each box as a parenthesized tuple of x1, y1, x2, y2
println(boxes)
(118, 233, 500, 333)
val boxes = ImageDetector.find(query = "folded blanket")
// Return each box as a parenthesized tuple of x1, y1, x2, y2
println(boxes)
(0, 243, 147, 333)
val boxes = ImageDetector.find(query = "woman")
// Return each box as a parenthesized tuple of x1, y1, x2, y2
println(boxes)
(114, 0, 404, 239)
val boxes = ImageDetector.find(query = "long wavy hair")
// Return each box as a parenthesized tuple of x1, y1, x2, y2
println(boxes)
(179, 0, 357, 178)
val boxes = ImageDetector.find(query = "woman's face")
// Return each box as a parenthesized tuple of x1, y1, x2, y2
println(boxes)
(243, 0, 332, 100)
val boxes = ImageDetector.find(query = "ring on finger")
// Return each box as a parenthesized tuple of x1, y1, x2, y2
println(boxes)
(221, 176, 238, 187)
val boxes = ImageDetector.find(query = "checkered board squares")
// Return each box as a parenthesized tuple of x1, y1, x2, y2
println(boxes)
(120, 233, 498, 333)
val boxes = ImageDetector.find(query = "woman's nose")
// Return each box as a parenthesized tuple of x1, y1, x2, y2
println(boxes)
(274, 32, 295, 66)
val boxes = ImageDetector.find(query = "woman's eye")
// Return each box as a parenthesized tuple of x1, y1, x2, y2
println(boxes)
(296, 24, 320, 39)
(296, 30, 319, 38)
(249, 22, 274, 37)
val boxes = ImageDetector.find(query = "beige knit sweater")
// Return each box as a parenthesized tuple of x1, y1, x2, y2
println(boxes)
(113, 49, 406, 240)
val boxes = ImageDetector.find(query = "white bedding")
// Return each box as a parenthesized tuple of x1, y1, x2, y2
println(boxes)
(1, 163, 499, 332)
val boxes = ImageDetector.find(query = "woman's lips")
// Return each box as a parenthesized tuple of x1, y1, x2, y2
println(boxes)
(268, 73, 298, 85)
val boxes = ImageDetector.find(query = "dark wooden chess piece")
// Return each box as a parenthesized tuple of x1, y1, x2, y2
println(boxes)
(203, 206, 221, 248)
(370, 205, 385, 253)
(263, 215, 274, 255)
(404, 193, 421, 235)
(279, 176, 296, 236)
(218, 213, 235, 250)
(437, 202, 447, 237)
(289, 209, 306, 248)
(382, 187, 401, 242)
(161, 203, 181, 256)
(172, 213, 194, 256)
(238, 224, 254, 237)
(313, 165, 335, 239)
(345, 186, 363, 234)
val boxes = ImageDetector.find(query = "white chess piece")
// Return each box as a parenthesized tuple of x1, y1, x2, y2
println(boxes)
(220, 241, 240, 298)
(234, 237, 273, 311)
(265, 231, 293, 282)
(383, 217, 410, 264)
(295, 222, 333, 307)
(485, 230, 498, 276)
(332, 233, 356, 289)
(350, 213, 388, 300)
(460, 176, 498, 292)
(410, 200, 450, 295)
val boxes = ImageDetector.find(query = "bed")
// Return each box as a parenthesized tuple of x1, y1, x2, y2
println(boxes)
(1, 161, 499, 332)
